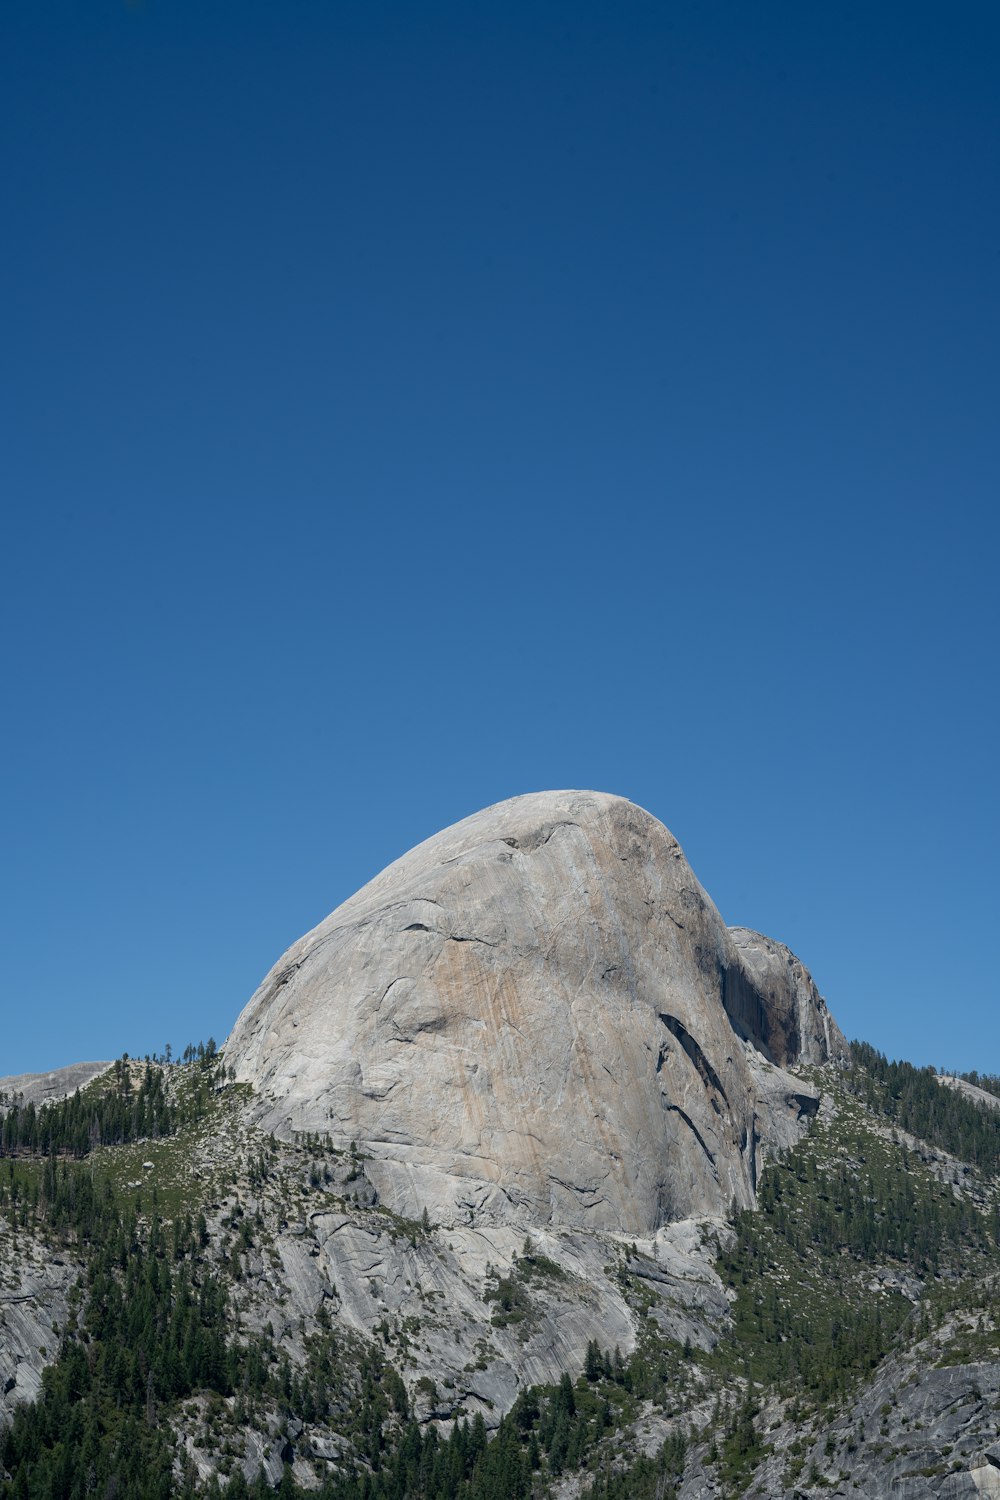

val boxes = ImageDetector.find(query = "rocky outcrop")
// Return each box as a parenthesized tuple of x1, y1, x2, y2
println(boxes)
(734, 1340, 1000, 1499)
(0, 1238, 77, 1426)
(227, 792, 847, 1236)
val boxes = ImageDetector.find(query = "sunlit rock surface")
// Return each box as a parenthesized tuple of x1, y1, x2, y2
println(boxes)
(227, 791, 847, 1234)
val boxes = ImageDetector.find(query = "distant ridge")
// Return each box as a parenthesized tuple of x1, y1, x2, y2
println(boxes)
(0, 1061, 112, 1107)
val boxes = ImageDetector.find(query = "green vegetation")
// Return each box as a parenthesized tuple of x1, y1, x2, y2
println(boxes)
(0, 1060, 174, 1158)
(580, 1432, 687, 1500)
(0, 1147, 247, 1498)
(715, 1064, 1000, 1405)
(304, 1356, 686, 1500)
(0, 1151, 409, 1499)
(2, 1040, 1000, 1498)
(0, 1053, 227, 1161)
(604, 1048, 1000, 1499)
(849, 1040, 1000, 1172)
(957, 1070, 1000, 1102)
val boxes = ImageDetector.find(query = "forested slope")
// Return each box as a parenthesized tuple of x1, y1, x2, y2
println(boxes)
(1, 1044, 999, 1499)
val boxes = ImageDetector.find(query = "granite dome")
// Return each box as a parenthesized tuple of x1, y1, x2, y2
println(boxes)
(226, 791, 847, 1234)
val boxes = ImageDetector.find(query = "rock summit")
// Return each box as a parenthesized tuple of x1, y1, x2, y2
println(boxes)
(227, 791, 846, 1234)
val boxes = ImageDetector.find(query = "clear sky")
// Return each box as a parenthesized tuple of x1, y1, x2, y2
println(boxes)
(3, 2, 997, 1077)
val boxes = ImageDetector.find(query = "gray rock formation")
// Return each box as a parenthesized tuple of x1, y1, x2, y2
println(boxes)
(138, 1088, 730, 1456)
(728, 927, 842, 1065)
(737, 1338, 1000, 1499)
(0, 1239, 77, 1426)
(0, 1061, 112, 1107)
(227, 791, 846, 1235)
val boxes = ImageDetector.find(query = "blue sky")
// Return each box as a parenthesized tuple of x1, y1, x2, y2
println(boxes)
(3, 1, 997, 1076)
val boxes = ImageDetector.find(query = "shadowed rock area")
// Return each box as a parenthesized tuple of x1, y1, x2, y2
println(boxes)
(728, 927, 842, 1065)
(227, 791, 847, 1235)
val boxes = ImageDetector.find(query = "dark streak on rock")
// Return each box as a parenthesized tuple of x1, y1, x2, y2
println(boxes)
(658, 1014, 729, 1107)
(666, 1104, 717, 1170)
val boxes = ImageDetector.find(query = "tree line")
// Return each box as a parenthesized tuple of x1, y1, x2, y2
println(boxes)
(848, 1040, 1000, 1173)
(0, 1051, 228, 1161)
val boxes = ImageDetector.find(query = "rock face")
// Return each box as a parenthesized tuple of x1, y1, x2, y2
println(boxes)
(741, 1343, 1000, 1500)
(0, 1244, 77, 1427)
(227, 792, 847, 1235)
(728, 928, 841, 1066)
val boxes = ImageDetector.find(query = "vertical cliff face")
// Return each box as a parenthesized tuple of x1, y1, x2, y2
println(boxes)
(727, 928, 845, 1066)
(0, 1252, 77, 1429)
(226, 791, 847, 1236)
